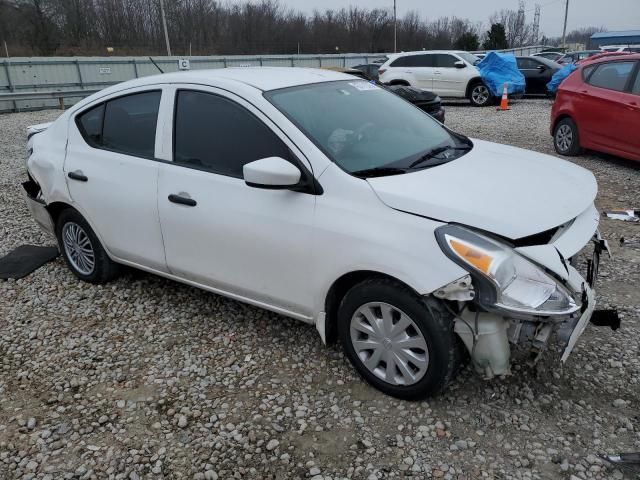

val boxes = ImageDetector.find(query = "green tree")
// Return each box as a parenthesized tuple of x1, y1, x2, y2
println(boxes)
(483, 23, 508, 50)
(454, 31, 479, 51)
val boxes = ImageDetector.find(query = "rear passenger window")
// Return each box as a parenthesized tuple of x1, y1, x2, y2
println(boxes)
(413, 55, 435, 67)
(632, 70, 640, 95)
(587, 62, 635, 91)
(77, 104, 104, 147)
(390, 55, 434, 68)
(75, 90, 161, 158)
(102, 92, 161, 158)
(173, 90, 292, 178)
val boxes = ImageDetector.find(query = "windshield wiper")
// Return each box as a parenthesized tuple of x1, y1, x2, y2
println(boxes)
(407, 145, 471, 170)
(351, 166, 409, 178)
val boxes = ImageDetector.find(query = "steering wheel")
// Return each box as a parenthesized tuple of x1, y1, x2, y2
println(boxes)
(342, 122, 376, 157)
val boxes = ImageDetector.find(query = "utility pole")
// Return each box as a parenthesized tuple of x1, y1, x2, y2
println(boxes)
(393, 0, 397, 53)
(561, 0, 569, 48)
(533, 4, 541, 45)
(3, 40, 9, 58)
(159, 0, 172, 56)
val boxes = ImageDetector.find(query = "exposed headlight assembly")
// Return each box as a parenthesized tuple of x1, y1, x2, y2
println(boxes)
(436, 225, 578, 316)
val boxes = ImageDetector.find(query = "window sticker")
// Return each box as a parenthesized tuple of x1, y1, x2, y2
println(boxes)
(349, 81, 379, 91)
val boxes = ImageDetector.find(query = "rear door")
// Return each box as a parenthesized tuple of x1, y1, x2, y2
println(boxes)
(432, 54, 468, 97)
(64, 88, 168, 271)
(389, 54, 435, 90)
(578, 60, 638, 155)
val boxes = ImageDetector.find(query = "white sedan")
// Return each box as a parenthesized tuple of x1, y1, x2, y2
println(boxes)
(23, 68, 612, 399)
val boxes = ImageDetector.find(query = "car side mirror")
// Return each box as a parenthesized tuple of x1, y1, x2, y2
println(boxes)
(454, 61, 466, 69)
(243, 157, 301, 189)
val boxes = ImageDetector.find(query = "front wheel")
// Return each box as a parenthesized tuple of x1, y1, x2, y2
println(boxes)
(337, 278, 465, 400)
(469, 83, 492, 107)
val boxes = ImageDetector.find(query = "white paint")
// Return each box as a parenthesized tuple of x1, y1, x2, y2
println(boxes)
(24, 67, 598, 350)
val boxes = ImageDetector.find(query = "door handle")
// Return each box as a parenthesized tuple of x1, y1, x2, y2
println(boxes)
(68, 170, 88, 182)
(168, 193, 197, 207)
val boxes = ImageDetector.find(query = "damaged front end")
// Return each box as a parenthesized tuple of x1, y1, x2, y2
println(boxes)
(433, 215, 620, 378)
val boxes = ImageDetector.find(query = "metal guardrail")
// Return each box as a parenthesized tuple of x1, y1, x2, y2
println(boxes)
(0, 48, 546, 113)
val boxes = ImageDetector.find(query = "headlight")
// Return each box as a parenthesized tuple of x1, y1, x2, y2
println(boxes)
(436, 225, 578, 316)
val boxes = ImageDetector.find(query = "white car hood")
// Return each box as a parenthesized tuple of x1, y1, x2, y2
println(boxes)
(367, 140, 597, 239)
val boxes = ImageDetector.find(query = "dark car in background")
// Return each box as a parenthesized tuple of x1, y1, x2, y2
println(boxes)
(322, 67, 445, 123)
(353, 63, 381, 81)
(532, 51, 564, 62)
(516, 56, 561, 94)
(557, 50, 600, 65)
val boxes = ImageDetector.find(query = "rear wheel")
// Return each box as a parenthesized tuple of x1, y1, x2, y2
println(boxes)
(554, 117, 582, 156)
(56, 209, 120, 284)
(469, 82, 492, 107)
(337, 278, 465, 399)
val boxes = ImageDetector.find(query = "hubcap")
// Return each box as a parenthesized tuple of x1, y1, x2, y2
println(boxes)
(555, 124, 573, 152)
(472, 85, 489, 105)
(350, 302, 429, 386)
(62, 222, 95, 275)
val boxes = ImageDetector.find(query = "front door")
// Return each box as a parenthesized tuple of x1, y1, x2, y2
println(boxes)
(64, 88, 167, 271)
(157, 88, 317, 316)
(432, 54, 469, 97)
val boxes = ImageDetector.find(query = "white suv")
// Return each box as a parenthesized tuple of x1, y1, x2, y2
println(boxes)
(378, 50, 492, 106)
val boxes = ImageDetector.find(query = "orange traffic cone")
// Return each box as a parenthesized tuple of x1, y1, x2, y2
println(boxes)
(497, 83, 509, 111)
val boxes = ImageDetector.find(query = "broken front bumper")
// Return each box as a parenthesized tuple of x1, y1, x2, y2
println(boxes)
(22, 179, 55, 237)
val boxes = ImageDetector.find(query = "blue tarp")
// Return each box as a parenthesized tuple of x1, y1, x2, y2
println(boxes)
(547, 64, 578, 93)
(477, 52, 526, 97)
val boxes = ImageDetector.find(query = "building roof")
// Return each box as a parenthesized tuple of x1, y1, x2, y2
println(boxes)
(591, 30, 640, 39)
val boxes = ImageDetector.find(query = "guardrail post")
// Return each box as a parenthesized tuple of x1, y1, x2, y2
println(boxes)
(75, 59, 84, 88)
(59, 97, 65, 110)
(133, 59, 139, 78)
(3, 60, 18, 112)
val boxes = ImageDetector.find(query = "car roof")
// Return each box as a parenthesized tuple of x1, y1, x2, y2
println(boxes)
(387, 50, 469, 59)
(579, 52, 640, 64)
(94, 67, 355, 94)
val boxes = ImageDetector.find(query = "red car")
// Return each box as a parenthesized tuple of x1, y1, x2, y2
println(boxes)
(551, 53, 640, 161)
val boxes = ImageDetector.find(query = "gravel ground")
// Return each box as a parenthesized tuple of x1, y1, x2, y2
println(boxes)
(1, 100, 638, 480)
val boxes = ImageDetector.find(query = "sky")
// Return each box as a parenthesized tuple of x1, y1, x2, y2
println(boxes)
(281, 0, 640, 37)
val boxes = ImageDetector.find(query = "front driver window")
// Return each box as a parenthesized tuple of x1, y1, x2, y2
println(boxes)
(173, 90, 292, 178)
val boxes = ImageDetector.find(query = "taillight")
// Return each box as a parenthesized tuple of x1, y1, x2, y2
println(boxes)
(378, 69, 387, 76)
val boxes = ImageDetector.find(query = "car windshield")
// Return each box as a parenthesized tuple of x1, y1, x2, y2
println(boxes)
(265, 80, 469, 177)
(457, 52, 481, 65)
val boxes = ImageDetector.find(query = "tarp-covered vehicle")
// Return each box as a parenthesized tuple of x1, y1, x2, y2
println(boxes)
(477, 51, 527, 100)
(547, 63, 578, 95)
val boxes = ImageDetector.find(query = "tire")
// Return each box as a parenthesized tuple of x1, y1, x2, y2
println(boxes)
(468, 82, 492, 107)
(337, 277, 465, 400)
(553, 117, 582, 156)
(55, 208, 120, 284)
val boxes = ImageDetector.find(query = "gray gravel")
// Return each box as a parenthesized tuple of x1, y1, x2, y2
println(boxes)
(1, 100, 639, 479)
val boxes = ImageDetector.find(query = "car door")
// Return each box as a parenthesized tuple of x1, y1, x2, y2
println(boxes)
(577, 60, 637, 154)
(156, 86, 317, 316)
(432, 54, 468, 97)
(64, 88, 168, 271)
(410, 54, 436, 90)
(628, 66, 640, 158)
(518, 58, 549, 93)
